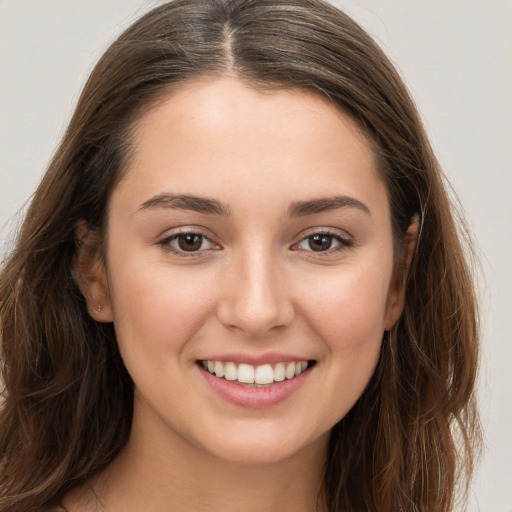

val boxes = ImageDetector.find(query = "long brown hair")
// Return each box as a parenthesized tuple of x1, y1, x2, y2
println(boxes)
(0, 1, 480, 510)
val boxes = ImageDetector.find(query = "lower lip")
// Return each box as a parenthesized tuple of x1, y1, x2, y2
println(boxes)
(199, 365, 312, 408)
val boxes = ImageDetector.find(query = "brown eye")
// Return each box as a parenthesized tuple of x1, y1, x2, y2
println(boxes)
(177, 233, 204, 252)
(294, 230, 352, 254)
(307, 234, 334, 252)
(161, 232, 217, 255)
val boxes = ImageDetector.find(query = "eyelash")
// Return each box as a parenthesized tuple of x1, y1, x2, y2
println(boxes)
(159, 230, 219, 257)
(292, 229, 354, 256)
(158, 229, 353, 257)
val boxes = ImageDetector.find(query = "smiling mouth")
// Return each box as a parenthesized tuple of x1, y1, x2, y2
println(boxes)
(199, 360, 315, 387)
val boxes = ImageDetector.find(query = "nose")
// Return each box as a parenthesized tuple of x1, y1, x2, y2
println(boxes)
(216, 248, 295, 337)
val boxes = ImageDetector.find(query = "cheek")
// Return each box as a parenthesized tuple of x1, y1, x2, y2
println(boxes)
(313, 280, 386, 376)
(295, 263, 391, 415)
(107, 260, 216, 363)
(301, 263, 392, 345)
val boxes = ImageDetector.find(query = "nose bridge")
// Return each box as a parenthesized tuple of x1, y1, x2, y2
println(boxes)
(217, 241, 294, 336)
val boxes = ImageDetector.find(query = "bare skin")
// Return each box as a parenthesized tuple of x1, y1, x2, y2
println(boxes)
(68, 77, 414, 512)
(66, 404, 327, 512)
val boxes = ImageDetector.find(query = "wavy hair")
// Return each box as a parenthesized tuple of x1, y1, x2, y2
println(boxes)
(0, 1, 480, 510)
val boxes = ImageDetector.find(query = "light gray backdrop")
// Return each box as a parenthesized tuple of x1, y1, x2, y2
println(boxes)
(1, 1, 510, 510)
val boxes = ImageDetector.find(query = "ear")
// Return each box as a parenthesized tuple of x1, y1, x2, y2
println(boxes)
(74, 220, 113, 323)
(383, 215, 419, 330)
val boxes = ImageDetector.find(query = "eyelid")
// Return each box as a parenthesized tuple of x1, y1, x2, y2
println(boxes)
(156, 226, 353, 258)
(158, 227, 222, 257)
(291, 227, 354, 255)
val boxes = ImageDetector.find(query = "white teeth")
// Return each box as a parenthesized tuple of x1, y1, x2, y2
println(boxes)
(238, 363, 255, 384)
(274, 362, 286, 382)
(201, 360, 311, 385)
(285, 362, 296, 380)
(254, 364, 274, 385)
(224, 362, 237, 381)
(214, 361, 224, 378)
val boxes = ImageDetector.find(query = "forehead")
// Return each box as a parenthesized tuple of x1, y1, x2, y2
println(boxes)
(114, 76, 387, 217)
(130, 76, 373, 161)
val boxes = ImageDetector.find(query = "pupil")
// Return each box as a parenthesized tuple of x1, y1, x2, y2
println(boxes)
(178, 234, 202, 251)
(309, 234, 332, 251)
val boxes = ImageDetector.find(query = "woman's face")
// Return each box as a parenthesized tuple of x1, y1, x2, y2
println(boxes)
(88, 77, 404, 464)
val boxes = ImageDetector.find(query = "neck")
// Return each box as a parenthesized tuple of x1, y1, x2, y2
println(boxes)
(65, 396, 329, 512)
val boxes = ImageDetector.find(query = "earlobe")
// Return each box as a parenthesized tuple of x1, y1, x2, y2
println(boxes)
(74, 220, 113, 323)
(383, 214, 420, 330)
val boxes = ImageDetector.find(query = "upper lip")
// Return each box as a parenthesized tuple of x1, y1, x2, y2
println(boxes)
(198, 352, 314, 366)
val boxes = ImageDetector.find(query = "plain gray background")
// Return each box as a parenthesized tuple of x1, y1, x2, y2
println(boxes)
(1, 1, 511, 510)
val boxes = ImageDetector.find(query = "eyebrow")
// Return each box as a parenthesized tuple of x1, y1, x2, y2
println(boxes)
(138, 193, 231, 216)
(287, 195, 370, 217)
(138, 193, 370, 217)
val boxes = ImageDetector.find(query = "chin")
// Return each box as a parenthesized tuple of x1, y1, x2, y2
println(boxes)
(195, 422, 329, 466)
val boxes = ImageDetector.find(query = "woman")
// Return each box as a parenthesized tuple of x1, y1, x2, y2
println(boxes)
(0, 1, 481, 511)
